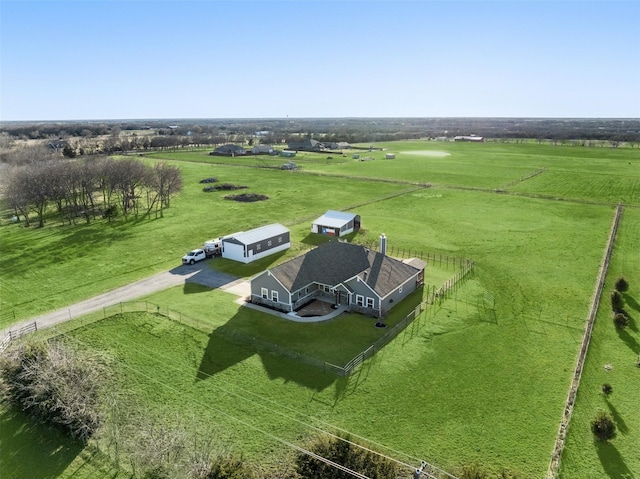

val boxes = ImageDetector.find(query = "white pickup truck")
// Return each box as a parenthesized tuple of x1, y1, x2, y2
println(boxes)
(182, 248, 206, 265)
(204, 238, 223, 258)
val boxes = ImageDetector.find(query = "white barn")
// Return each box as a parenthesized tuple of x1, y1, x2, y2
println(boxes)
(311, 210, 361, 237)
(222, 224, 290, 264)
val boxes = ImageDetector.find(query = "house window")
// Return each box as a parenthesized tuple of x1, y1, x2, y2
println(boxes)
(278, 237, 282, 243)
(256, 244, 261, 250)
(267, 240, 272, 247)
(261, 288, 268, 299)
(366, 297, 375, 308)
(356, 295, 364, 307)
(398, 285, 403, 294)
(324, 285, 331, 293)
(271, 291, 278, 302)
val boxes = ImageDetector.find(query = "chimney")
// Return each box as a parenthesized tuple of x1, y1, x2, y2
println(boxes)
(379, 233, 387, 256)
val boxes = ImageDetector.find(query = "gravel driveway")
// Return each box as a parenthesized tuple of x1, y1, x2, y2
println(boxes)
(2, 261, 248, 336)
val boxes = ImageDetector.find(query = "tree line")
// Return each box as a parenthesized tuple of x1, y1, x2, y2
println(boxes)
(3, 154, 182, 227)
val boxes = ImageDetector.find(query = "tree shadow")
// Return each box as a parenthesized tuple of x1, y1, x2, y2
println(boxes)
(616, 326, 640, 354)
(622, 293, 639, 313)
(0, 407, 83, 479)
(605, 399, 629, 435)
(595, 440, 633, 479)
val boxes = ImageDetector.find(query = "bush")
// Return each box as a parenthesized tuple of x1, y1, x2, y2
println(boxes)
(193, 456, 255, 479)
(199, 177, 218, 184)
(613, 312, 629, 329)
(224, 193, 268, 202)
(591, 411, 616, 441)
(0, 340, 108, 443)
(296, 434, 399, 479)
(601, 383, 613, 395)
(610, 290, 625, 312)
(615, 276, 629, 292)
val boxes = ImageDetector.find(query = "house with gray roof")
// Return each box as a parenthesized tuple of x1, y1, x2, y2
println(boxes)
(287, 138, 325, 152)
(210, 144, 247, 156)
(249, 238, 426, 318)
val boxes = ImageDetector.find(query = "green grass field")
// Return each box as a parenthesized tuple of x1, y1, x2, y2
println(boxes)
(1, 140, 638, 478)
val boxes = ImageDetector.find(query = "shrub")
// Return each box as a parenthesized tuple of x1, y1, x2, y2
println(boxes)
(591, 411, 616, 441)
(615, 277, 629, 292)
(610, 290, 625, 312)
(193, 455, 255, 479)
(613, 312, 629, 329)
(601, 383, 613, 395)
(296, 434, 399, 479)
(199, 177, 218, 184)
(0, 340, 108, 443)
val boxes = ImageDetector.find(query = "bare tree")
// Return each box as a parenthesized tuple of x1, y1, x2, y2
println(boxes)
(145, 162, 182, 218)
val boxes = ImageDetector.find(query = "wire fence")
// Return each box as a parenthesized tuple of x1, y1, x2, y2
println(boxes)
(1, 250, 474, 379)
(545, 204, 623, 479)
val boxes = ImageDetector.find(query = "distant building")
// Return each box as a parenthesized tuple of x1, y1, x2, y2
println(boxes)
(454, 135, 484, 142)
(287, 138, 325, 152)
(280, 150, 297, 157)
(251, 145, 276, 155)
(385, 153, 396, 159)
(210, 144, 247, 156)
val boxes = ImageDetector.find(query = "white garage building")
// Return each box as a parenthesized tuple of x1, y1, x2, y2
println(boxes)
(221, 224, 291, 264)
(311, 210, 361, 237)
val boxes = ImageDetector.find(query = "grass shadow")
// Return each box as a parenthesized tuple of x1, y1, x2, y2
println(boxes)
(594, 440, 633, 479)
(0, 407, 84, 479)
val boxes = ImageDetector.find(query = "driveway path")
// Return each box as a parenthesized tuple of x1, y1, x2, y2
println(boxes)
(2, 262, 247, 336)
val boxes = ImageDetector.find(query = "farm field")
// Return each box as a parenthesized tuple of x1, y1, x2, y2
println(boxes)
(0, 140, 638, 478)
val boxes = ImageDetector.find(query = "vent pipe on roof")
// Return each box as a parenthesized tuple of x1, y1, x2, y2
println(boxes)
(379, 233, 387, 256)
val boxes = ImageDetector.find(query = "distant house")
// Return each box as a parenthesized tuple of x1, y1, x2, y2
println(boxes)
(211, 144, 247, 156)
(287, 138, 325, 152)
(249, 238, 426, 318)
(280, 150, 297, 158)
(385, 153, 396, 159)
(222, 224, 290, 264)
(311, 210, 360, 237)
(252, 145, 277, 155)
(454, 135, 484, 142)
(48, 139, 68, 153)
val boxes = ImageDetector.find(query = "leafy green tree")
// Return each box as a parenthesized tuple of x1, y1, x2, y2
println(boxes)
(610, 290, 625, 312)
(591, 411, 616, 441)
(613, 312, 629, 329)
(615, 277, 629, 292)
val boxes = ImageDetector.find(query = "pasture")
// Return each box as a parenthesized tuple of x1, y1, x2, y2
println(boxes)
(0, 140, 638, 478)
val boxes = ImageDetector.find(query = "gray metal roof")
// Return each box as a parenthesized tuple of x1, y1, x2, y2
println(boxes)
(226, 223, 289, 245)
(312, 210, 358, 228)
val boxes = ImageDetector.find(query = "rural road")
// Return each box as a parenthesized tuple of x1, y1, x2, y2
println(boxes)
(2, 261, 249, 337)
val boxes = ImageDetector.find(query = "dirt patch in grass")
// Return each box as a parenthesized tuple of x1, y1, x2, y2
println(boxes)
(224, 193, 269, 202)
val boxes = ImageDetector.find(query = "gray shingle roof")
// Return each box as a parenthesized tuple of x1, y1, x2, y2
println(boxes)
(269, 241, 423, 297)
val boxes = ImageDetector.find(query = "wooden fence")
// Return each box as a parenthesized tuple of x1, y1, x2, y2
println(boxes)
(0, 322, 37, 354)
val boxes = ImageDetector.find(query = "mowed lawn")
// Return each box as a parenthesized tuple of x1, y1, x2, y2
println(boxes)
(1, 141, 638, 478)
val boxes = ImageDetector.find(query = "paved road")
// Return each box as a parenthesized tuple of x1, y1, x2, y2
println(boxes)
(2, 262, 248, 336)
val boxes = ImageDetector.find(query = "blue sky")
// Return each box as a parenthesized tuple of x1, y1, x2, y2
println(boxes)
(1, 0, 638, 121)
